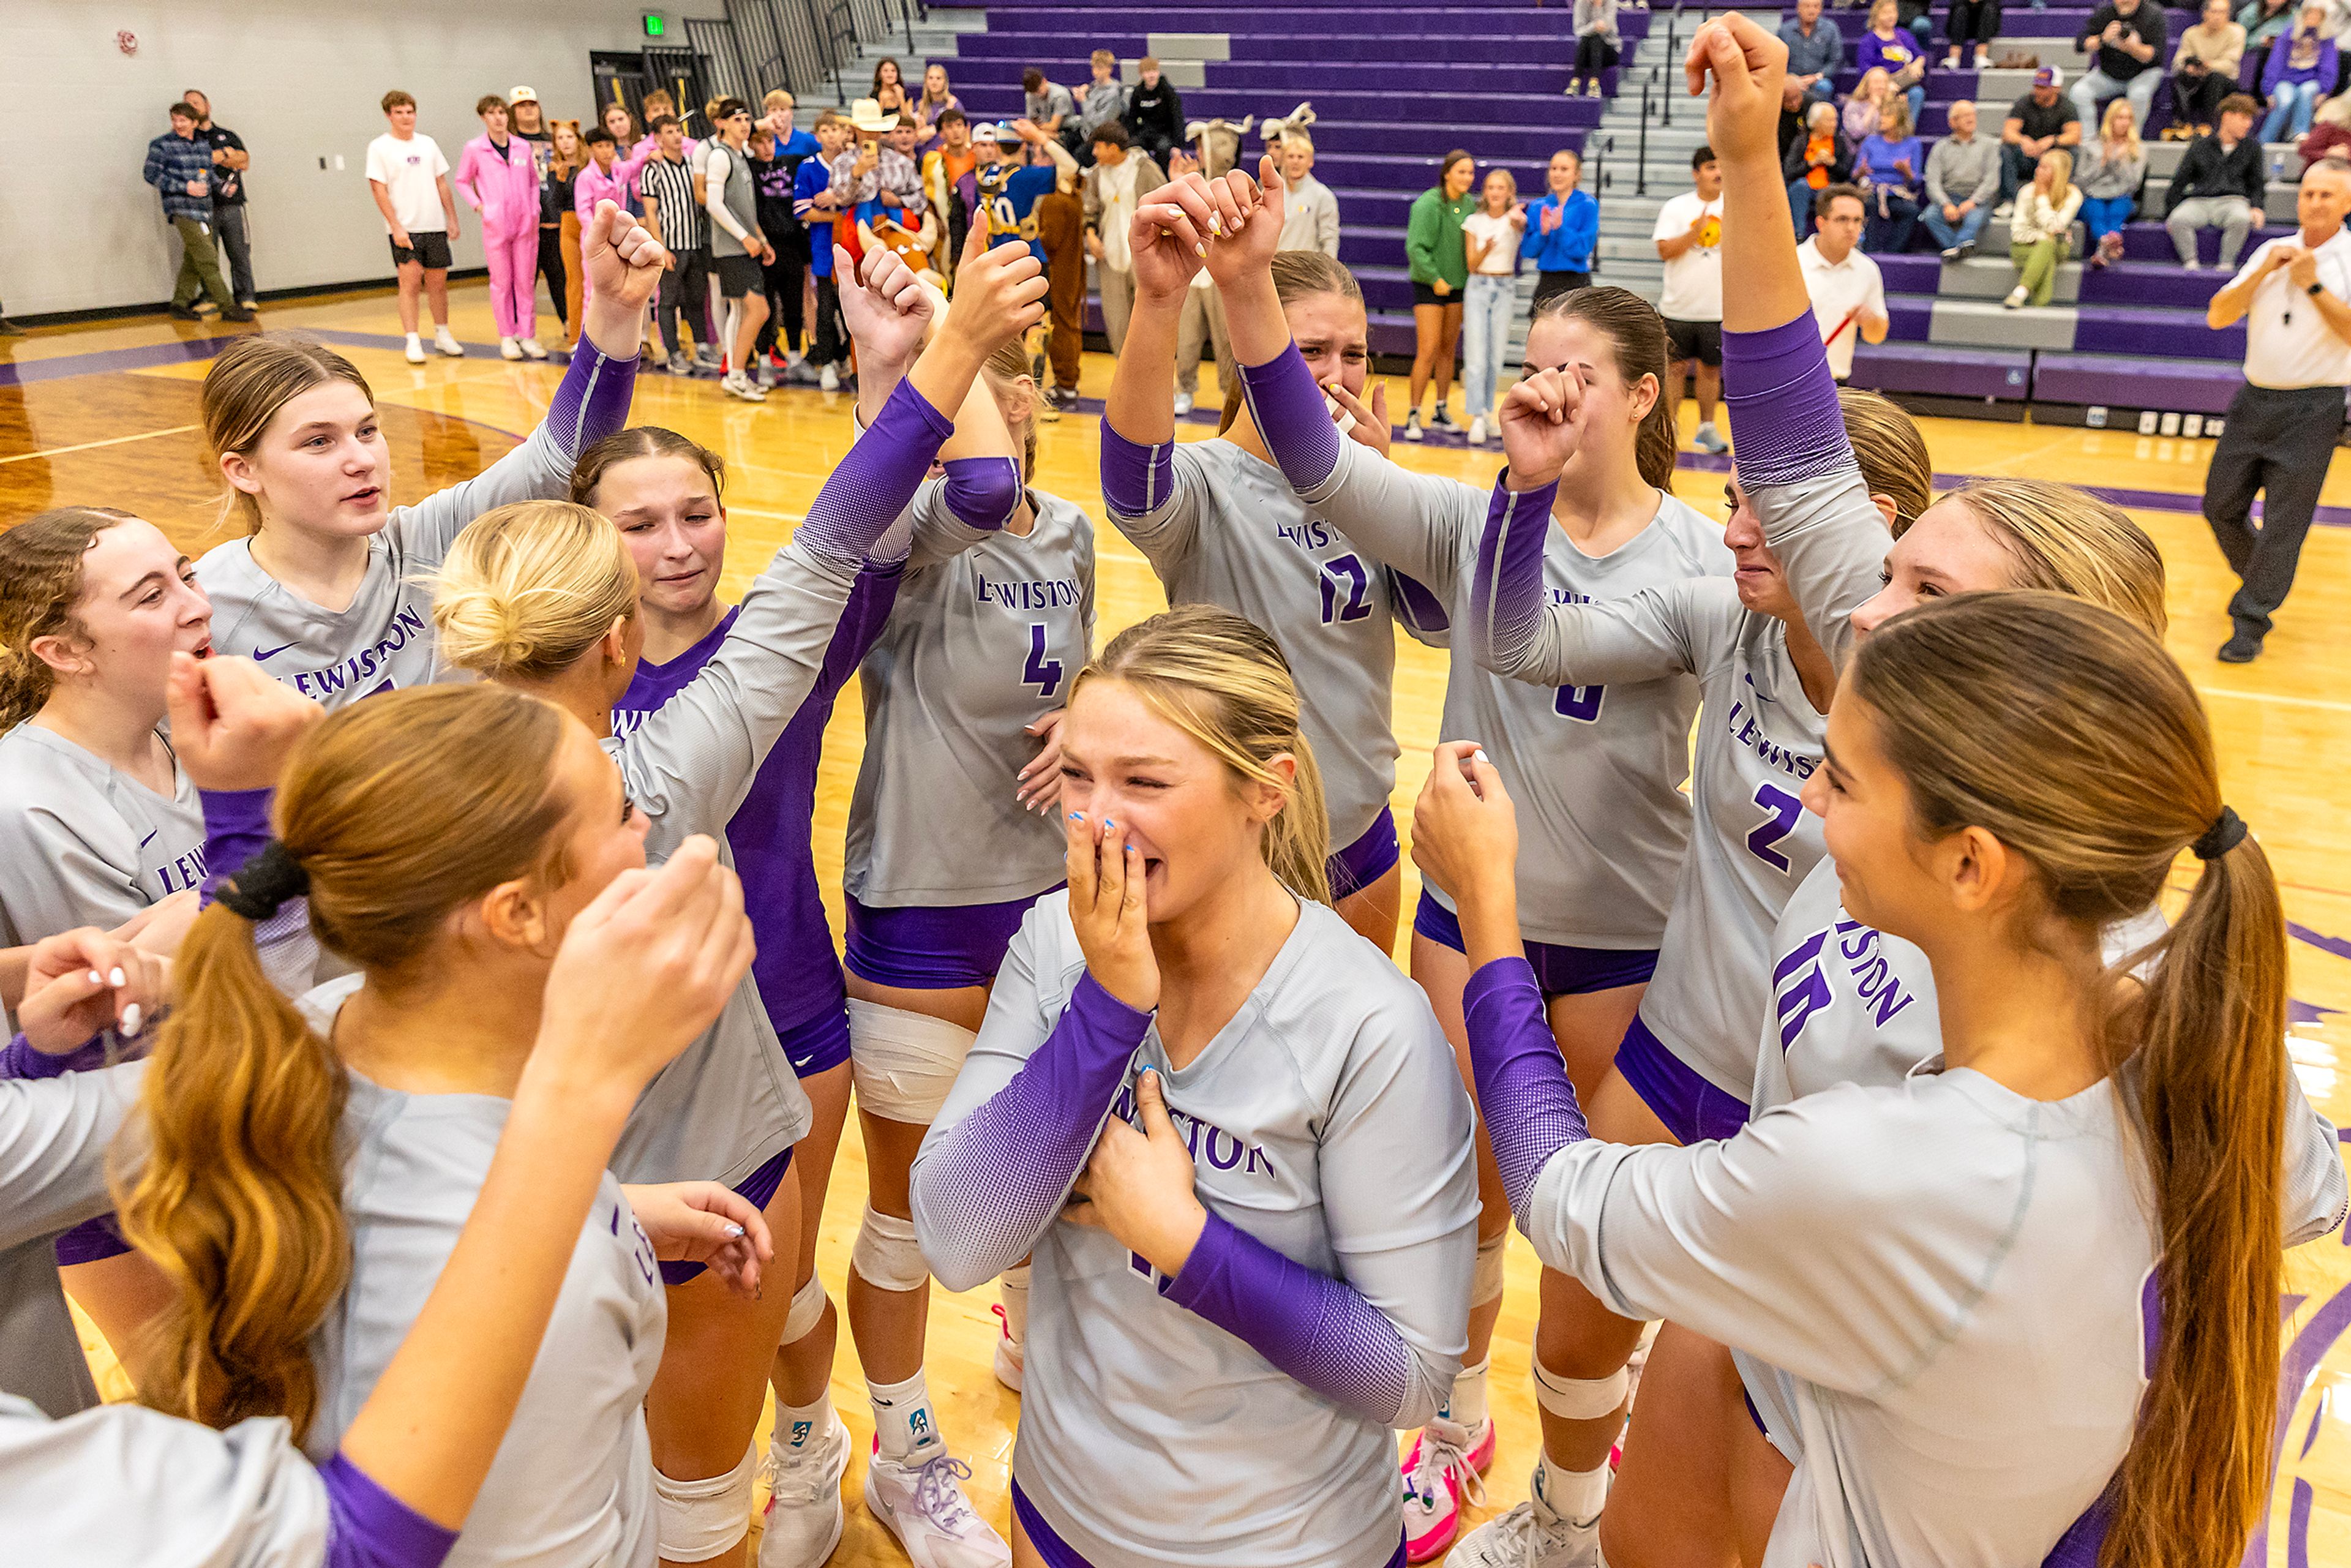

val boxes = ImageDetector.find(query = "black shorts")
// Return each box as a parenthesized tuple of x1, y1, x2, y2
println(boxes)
(1663, 317, 1723, 367)
(1412, 280, 1461, 309)
(389, 231, 452, 270)
(714, 253, 763, 298)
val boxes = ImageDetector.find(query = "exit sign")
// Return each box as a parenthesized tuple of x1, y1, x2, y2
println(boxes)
(643, 12, 666, 36)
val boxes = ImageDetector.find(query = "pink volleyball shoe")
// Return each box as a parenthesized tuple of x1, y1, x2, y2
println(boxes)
(1400, 1414, 1496, 1562)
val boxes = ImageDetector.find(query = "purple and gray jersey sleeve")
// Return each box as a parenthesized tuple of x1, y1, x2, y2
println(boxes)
(1235, 342, 1344, 496)
(1098, 418, 1180, 521)
(895, 456, 1024, 571)
(320, 1452, 460, 1568)
(1721, 312, 1890, 672)
(798, 380, 956, 574)
(1462, 958, 1591, 1228)
(912, 959, 1152, 1294)
(200, 787, 322, 997)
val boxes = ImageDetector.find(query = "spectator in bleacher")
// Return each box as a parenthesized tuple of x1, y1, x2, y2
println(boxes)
(1024, 66, 1079, 154)
(1654, 144, 1730, 452)
(1858, 98, 1927, 249)
(1845, 69, 1894, 144)
(1782, 77, 1813, 161)
(2167, 93, 2270, 265)
(1859, 0, 1932, 126)
(2000, 67, 2083, 208)
(1403, 149, 1477, 440)
(1277, 135, 1342, 255)
(2071, 0, 2170, 130)
(1124, 56, 1185, 167)
(2199, 160, 2351, 661)
(1782, 0, 1848, 105)
(871, 58, 909, 119)
(997, 118, 1084, 406)
(925, 111, 979, 269)
(1946, 0, 2004, 71)
(1082, 121, 1164, 354)
(1460, 168, 1528, 445)
(1572, 0, 1622, 97)
(2299, 91, 2351, 163)
(1788, 99, 1858, 233)
(2243, 0, 2300, 91)
(1801, 184, 1892, 378)
(1076, 48, 1128, 165)
(1523, 148, 1600, 307)
(914, 64, 962, 146)
(2262, 5, 2339, 139)
(2170, 0, 2248, 137)
(2078, 99, 2150, 265)
(1924, 99, 2002, 255)
(2005, 147, 2083, 305)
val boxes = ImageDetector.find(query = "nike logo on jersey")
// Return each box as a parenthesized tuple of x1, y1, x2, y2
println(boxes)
(139, 829, 159, 848)
(252, 642, 299, 661)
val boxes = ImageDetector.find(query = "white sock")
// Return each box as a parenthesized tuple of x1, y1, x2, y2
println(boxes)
(999, 1266, 1030, 1346)
(406, 332, 422, 345)
(1534, 1451, 1610, 1529)
(1450, 1357, 1491, 1432)
(868, 1370, 942, 1462)
(772, 1389, 834, 1461)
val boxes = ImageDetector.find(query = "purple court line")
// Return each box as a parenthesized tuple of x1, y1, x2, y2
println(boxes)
(0, 335, 244, 387)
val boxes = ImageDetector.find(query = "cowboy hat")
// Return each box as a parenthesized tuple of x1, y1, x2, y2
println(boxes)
(849, 96, 898, 133)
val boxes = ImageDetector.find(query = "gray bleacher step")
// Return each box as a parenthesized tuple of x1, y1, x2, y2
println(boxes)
(1940, 255, 2084, 304)
(1120, 58, 1207, 86)
(1931, 297, 2077, 350)
(1148, 32, 1232, 61)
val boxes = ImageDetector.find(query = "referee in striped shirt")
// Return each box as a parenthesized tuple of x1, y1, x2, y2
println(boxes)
(641, 115, 718, 373)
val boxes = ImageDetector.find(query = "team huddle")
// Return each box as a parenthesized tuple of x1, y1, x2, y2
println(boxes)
(0, 21, 2338, 1568)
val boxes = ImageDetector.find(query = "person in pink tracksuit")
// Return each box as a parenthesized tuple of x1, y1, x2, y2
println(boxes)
(457, 94, 548, 360)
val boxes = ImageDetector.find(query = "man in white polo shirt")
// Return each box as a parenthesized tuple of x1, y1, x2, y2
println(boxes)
(2200, 160, 2351, 662)
(1798, 182, 1890, 382)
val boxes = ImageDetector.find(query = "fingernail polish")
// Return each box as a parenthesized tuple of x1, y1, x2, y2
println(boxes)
(109, 967, 126, 988)
(726, 1223, 745, 1237)
(121, 1003, 142, 1038)
(1102, 819, 1115, 830)
(1069, 811, 1085, 821)
(88, 971, 103, 986)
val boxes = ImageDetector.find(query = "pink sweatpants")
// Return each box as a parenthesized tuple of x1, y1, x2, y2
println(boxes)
(483, 225, 539, 340)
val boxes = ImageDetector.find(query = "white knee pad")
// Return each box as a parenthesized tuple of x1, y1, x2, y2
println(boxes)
(654, 1440, 757, 1562)
(1472, 1231, 1508, 1308)
(847, 999, 977, 1124)
(1532, 1357, 1630, 1420)
(781, 1272, 828, 1345)
(851, 1204, 929, 1292)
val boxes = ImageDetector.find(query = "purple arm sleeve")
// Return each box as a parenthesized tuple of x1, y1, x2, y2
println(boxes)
(1463, 958, 1589, 1228)
(940, 456, 1024, 533)
(198, 787, 274, 910)
(1389, 568, 1452, 637)
(1468, 475, 1560, 679)
(912, 973, 1152, 1291)
(1098, 419, 1176, 517)
(1720, 312, 1851, 488)
(819, 563, 905, 697)
(799, 379, 956, 573)
(545, 336, 640, 463)
(1235, 343, 1344, 495)
(1, 1033, 109, 1080)
(1161, 1211, 1417, 1425)
(320, 1452, 461, 1568)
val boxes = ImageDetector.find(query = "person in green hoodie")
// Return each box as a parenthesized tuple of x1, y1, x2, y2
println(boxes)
(1404, 149, 1477, 440)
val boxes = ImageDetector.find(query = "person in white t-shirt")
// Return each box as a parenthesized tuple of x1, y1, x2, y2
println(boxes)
(1460, 167, 1529, 446)
(366, 89, 464, 364)
(1798, 184, 1891, 380)
(2200, 160, 2351, 663)
(1652, 146, 1728, 452)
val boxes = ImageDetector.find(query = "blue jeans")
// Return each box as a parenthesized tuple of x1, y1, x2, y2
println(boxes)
(2265, 78, 2323, 141)
(1921, 201, 1990, 249)
(1461, 272, 1517, 417)
(1902, 83, 1927, 126)
(2079, 193, 2136, 242)
(1790, 177, 1821, 234)
(2070, 68, 2157, 131)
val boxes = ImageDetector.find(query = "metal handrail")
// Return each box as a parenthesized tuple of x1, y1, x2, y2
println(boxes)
(1637, 80, 1651, 194)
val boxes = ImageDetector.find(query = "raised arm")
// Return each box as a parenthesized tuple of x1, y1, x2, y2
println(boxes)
(1101, 173, 1217, 564)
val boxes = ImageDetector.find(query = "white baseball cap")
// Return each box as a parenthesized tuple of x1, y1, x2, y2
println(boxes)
(509, 85, 539, 103)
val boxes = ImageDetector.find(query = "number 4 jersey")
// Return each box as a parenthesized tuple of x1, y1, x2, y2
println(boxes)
(844, 479, 1096, 908)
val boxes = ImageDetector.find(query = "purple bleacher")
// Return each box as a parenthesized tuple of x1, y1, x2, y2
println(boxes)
(1888, 296, 1937, 341)
(2075, 303, 2244, 359)
(2077, 261, 2228, 309)
(1851, 342, 2033, 399)
(2031, 351, 2245, 413)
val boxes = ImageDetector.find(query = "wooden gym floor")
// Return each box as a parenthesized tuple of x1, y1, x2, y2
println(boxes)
(9, 282, 2351, 1565)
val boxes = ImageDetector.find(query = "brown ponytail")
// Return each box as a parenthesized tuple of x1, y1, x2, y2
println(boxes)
(1220, 251, 1366, 437)
(1851, 591, 2282, 1568)
(0, 507, 132, 732)
(569, 424, 729, 508)
(1531, 285, 1676, 490)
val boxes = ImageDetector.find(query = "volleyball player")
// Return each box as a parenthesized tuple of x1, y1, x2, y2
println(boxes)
(428, 229, 1046, 1568)
(193, 201, 660, 707)
(911, 606, 1480, 1568)
(1419, 583, 2295, 1567)
(1098, 174, 1412, 952)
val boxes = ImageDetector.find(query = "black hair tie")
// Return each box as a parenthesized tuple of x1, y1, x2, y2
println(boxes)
(2191, 806, 2248, 862)
(214, 841, 312, 921)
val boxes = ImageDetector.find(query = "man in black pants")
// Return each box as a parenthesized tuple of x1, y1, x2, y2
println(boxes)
(2201, 162, 2351, 662)
(183, 89, 254, 309)
(639, 114, 715, 373)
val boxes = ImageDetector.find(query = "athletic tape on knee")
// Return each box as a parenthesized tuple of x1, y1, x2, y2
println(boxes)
(781, 1272, 828, 1345)
(1472, 1232, 1508, 1307)
(1532, 1357, 1630, 1421)
(851, 1204, 929, 1292)
(654, 1440, 757, 1562)
(847, 999, 978, 1123)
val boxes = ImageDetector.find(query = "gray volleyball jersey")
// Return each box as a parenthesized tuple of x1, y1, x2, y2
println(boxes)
(926, 894, 1479, 1567)
(1292, 440, 1733, 947)
(294, 1026, 662, 1568)
(1477, 572, 1829, 1093)
(846, 484, 1094, 906)
(1106, 438, 1400, 851)
(0, 724, 203, 948)
(0, 1065, 139, 1422)
(1529, 1071, 2157, 1568)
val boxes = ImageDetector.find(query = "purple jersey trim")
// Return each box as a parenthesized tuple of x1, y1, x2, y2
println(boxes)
(843, 890, 1057, 991)
(776, 1004, 852, 1076)
(1462, 956, 1590, 1228)
(320, 1451, 462, 1568)
(941, 456, 1024, 533)
(1388, 568, 1451, 637)
(798, 379, 954, 572)
(197, 787, 275, 909)
(1614, 1011, 1750, 1146)
(659, 1146, 793, 1286)
(1, 1032, 108, 1081)
(910, 972, 1153, 1289)
(1161, 1209, 1418, 1425)
(1720, 313, 1851, 489)
(548, 337, 640, 462)
(1327, 807, 1401, 902)
(1412, 892, 1660, 997)
(53, 1216, 130, 1266)
(1011, 1479, 1406, 1568)
(1236, 343, 1344, 493)
(1469, 475, 1560, 685)
(1097, 419, 1175, 518)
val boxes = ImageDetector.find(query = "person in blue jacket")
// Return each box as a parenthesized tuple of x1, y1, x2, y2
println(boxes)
(1521, 149, 1602, 312)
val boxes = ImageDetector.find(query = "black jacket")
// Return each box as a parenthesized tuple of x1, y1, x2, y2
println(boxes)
(1124, 80, 1185, 147)
(2164, 131, 2267, 214)
(1784, 128, 1857, 187)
